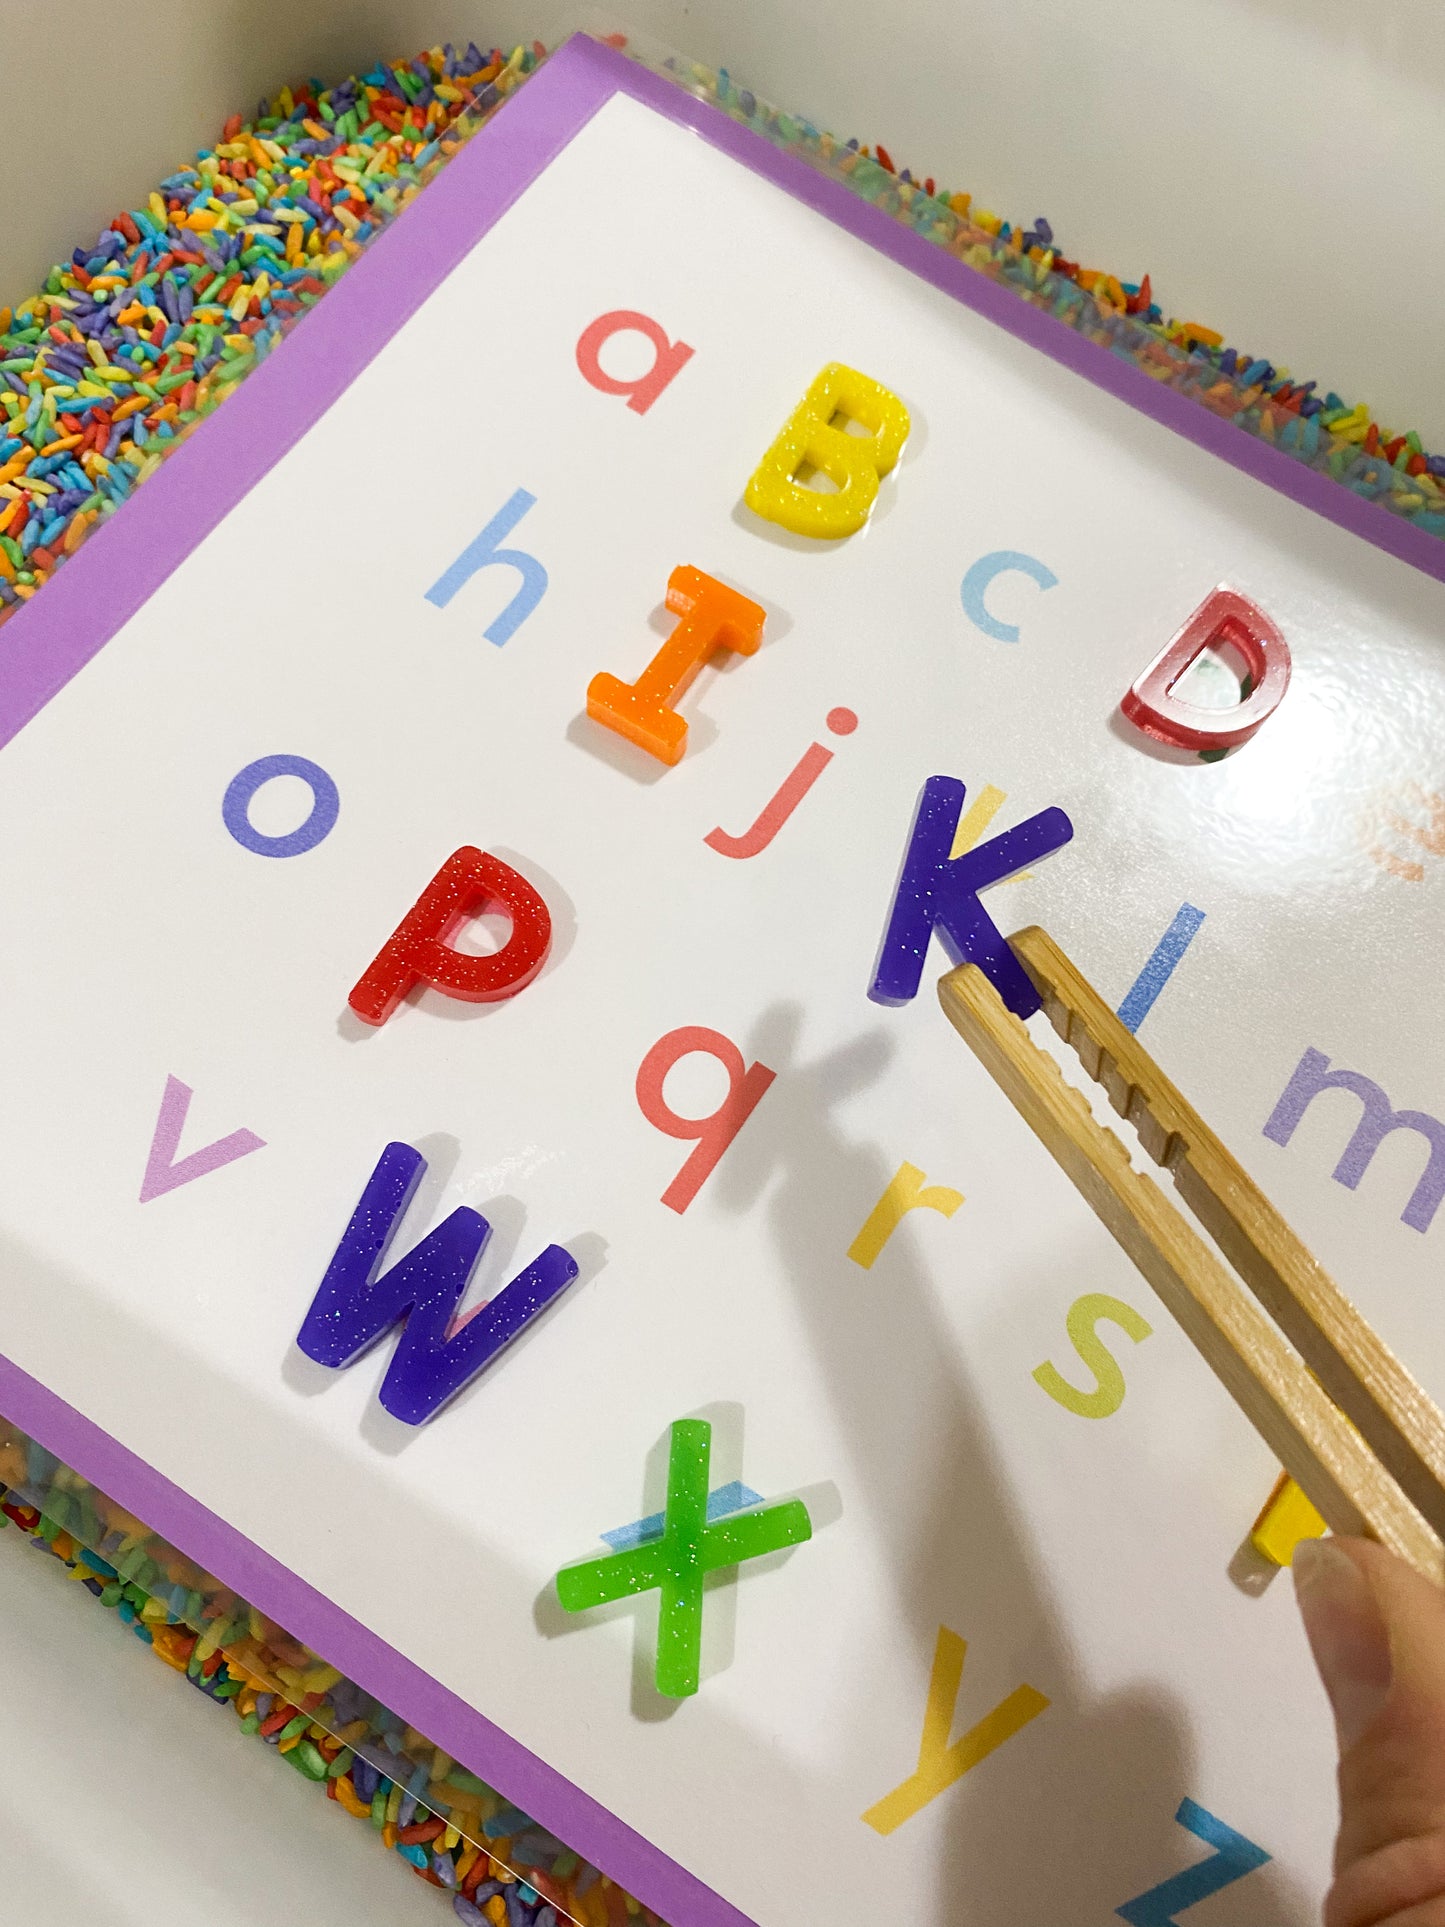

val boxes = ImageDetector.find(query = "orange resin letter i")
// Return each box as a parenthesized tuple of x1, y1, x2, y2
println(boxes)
(587, 566, 766, 766)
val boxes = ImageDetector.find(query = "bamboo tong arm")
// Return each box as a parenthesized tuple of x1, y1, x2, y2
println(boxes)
(937, 936, 1445, 1585)
(1004, 925, 1445, 1547)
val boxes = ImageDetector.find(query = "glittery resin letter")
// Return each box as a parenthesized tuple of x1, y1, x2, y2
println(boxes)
(1121, 586, 1290, 752)
(869, 777, 1073, 1017)
(587, 566, 766, 766)
(296, 1141, 579, 1426)
(348, 847, 551, 1026)
(575, 310, 695, 415)
(636, 1026, 776, 1212)
(555, 1418, 812, 1699)
(745, 363, 910, 539)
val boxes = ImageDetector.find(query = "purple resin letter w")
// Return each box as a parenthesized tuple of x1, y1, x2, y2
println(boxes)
(870, 776, 1074, 1017)
(297, 1142, 579, 1426)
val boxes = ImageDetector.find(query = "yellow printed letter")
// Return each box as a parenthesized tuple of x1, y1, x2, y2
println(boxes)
(949, 782, 1008, 859)
(1032, 1293, 1153, 1419)
(847, 1162, 963, 1270)
(861, 1627, 1049, 1835)
(745, 363, 910, 539)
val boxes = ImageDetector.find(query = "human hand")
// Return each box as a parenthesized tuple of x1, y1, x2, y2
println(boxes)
(1295, 1536, 1445, 1925)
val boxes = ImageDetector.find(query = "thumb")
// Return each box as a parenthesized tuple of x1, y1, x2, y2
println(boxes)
(1294, 1535, 1445, 1926)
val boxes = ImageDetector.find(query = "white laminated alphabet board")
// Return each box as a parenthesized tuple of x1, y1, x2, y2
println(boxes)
(2, 34, 1445, 1927)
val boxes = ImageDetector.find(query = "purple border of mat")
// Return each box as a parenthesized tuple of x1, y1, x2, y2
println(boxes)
(0, 1351, 724, 1923)
(0, 36, 1440, 762)
(0, 31, 1442, 1927)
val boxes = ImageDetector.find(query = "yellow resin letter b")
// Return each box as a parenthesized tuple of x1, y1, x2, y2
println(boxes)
(745, 363, 910, 539)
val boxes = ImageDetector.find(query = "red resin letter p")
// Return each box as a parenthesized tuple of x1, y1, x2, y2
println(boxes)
(1120, 585, 1290, 752)
(349, 847, 552, 1026)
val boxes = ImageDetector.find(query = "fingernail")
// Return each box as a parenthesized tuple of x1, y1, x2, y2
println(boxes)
(1293, 1538, 1393, 1752)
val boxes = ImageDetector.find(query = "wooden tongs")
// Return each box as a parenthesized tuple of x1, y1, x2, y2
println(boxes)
(939, 928, 1445, 1585)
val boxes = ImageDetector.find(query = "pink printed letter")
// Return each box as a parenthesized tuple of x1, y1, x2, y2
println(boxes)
(636, 1026, 776, 1212)
(576, 310, 695, 415)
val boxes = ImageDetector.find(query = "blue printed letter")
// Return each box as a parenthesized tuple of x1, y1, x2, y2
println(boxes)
(1116, 904, 1206, 1035)
(1115, 1798, 1270, 1924)
(869, 776, 1073, 1016)
(425, 488, 548, 647)
(297, 1142, 579, 1425)
(1263, 1047, 1445, 1234)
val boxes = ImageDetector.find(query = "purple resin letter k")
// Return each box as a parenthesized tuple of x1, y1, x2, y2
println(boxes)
(869, 776, 1074, 1017)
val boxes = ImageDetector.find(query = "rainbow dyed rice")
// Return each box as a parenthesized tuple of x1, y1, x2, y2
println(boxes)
(1, 32, 1440, 638)
(0, 42, 540, 626)
(0, 29, 1440, 1922)
(0, 1411, 662, 1925)
(656, 45, 1445, 541)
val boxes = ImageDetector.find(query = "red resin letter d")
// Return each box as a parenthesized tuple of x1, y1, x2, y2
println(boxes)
(349, 847, 552, 1026)
(1120, 586, 1290, 752)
